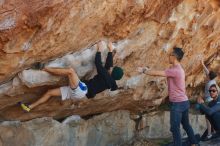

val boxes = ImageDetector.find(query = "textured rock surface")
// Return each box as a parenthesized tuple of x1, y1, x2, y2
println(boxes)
(0, 0, 220, 121)
(137, 111, 206, 139)
(0, 0, 182, 82)
(0, 111, 135, 146)
(0, 110, 208, 146)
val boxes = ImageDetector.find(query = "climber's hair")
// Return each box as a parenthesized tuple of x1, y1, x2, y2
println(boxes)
(172, 47, 184, 62)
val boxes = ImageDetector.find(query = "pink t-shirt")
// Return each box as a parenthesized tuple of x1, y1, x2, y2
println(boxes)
(165, 64, 188, 102)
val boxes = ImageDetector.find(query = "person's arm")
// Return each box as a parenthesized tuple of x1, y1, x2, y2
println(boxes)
(144, 70, 167, 77)
(105, 42, 113, 70)
(199, 103, 220, 116)
(137, 67, 177, 77)
(110, 81, 118, 91)
(201, 60, 209, 76)
(105, 52, 113, 70)
(95, 52, 108, 76)
(95, 42, 112, 87)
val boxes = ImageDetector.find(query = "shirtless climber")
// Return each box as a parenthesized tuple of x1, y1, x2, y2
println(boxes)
(21, 41, 124, 112)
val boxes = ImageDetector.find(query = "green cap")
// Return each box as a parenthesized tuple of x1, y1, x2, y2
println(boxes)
(111, 66, 124, 80)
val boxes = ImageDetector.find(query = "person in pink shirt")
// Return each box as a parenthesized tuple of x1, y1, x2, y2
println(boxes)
(137, 47, 198, 146)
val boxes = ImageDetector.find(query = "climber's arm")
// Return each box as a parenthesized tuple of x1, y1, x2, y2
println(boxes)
(105, 42, 113, 70)
(201, 59, 209, 76)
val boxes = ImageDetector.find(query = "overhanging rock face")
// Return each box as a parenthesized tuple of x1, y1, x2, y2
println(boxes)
(0, 0, 220, 121)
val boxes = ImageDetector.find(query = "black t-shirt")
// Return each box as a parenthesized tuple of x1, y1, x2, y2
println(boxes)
(84, 52, 118, 98)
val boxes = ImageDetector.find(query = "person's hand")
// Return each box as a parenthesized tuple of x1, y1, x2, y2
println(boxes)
(197, 97, 201, 103)
(197, 97, 204, 104)
(97, 41, 104, 52)
(201, 59, 205, 65)
(107, 41, 113, 52)
(198, 56, 204, 64)
(137, 67, 149, 74)
(137, 67, 144, 73)
(42, 68, 48, 72)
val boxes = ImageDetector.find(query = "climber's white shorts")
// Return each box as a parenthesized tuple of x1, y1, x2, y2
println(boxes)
(60, 81, 88, 100)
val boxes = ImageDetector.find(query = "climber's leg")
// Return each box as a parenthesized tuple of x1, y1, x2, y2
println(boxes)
(43, 67, 79, 89)
(21, 88, 61, 112)
(44, 67, 87, 100)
